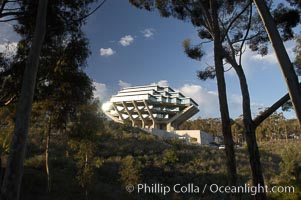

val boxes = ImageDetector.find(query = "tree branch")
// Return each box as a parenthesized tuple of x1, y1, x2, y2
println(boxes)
(0, 16, 22, 22)
(0, 95, 16, 107)
(222, 1, 252, 41)
(254, 84, 301, 127)
(230, 31, 265, 44)
(224, 43, 297, 128)
(0, 11, 23, 17)
(48, 0, 107, 33)
(2, 0, 17, 3)
(182, 2, 210, 31)
(3, 7, 21, 11)
(75, 0, 107, 22)
(253, 93, 290, 127)
(0, 0, 7, 16)
(225, 32, 236, 60)
(239, 0, 252, 66)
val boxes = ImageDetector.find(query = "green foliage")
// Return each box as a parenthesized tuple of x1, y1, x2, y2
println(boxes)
(24, 155, 45, 169)
(2, 118, 301, 199)
(231, 118, 244, 143)
(119, 155, 141, 186)
(273, 3, 300, 40)
(280, 143, 301, 182)
(2, 94, 301, 200)
(183, 111, 301, 144)
(182, 39, 203, 61)
(162, 149, 179, 165)
(197, 66, 216, 81)
(249, 0, 301, 55)
(0, 0, 96, 109)
(256, 111, 301, 142)
(67, 101, 104, 192)
(72, 140, 96, 189)
(294, 35, 301, 75)
(190, 137, 198, 143)
(0, 106, 16, 154)
(179, 118, 222, 137)
(130, 0, 301, 63)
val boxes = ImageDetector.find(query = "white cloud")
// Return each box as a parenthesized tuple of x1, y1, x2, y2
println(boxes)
(93, 82, 109, 102)
(119, 35, 134, 46)
(251, 52, 278, 65)
(250, 102, 265, 117)
(94, 79, 264, 118)
(177, 84, 263, 118)
(0, 42, 17, 55)
(118, 80, 132, 89)
(240, 40, 297, 76)
(100, 48, 115, 57)
(141, 28, 156, 38)
(178, 84, 220, 118)
(222, 40, 298, 79)
(0, 44, 6, 52)
(152, 80, 169, 87)
(0, 23, 20, 43)
(250, 40, 296, 65)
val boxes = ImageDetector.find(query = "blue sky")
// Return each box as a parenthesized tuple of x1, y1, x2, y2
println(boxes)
(85, 0, 298, 119)
(0, 0, 298, 119)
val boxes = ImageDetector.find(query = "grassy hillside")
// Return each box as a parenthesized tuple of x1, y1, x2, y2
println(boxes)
(5, 121, 301, 200)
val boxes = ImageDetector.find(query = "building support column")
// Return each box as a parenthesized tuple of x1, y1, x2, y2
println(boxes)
(112, 103, 124, 121)
(167, 123, 176, 132)
(143, 100, 156, 129)
(122, 102, 135, 127)
(132, 101, 145, 128)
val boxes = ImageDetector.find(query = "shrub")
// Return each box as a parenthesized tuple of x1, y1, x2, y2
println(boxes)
(162, 149, 179, 165)
(119, 155, 141, 186)
(279, 143, 301, 183)
(24, 154, 45, 169)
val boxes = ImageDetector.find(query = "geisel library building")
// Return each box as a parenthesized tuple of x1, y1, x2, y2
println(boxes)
(102, 85, 214, 145)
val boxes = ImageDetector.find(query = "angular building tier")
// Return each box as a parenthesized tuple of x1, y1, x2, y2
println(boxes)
(102, 85, 199, 132)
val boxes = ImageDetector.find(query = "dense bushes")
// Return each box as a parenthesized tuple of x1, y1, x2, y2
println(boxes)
(280, 143, 301, 183)
(119, 155, 141, 186)
(1, 112, 301, 199)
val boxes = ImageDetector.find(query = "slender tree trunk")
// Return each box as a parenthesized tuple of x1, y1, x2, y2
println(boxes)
(235, 67, 266, 200)
(283, 125, 288, 142)
(85, 152, 88, 200)
(0, 155, 2, 189)
(253, 0, 301, 126)
(245, 126, 266, 200)
(224, 52, 267, 199)
(45, 117, 51, 193)
(0, 1, 48, 199)
(211, 0, 237, 190)
(214, 40, 238, 197)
